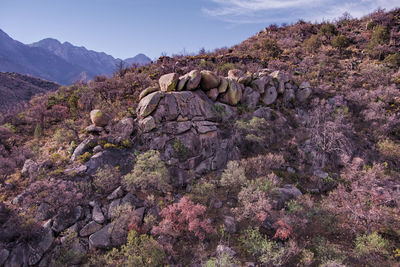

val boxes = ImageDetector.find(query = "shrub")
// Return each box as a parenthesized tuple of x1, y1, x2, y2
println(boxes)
(77, 152, 91, 164)
(368, 25, 390, 50)
(262, 38, 282, 58)
(173, 138, 189, 160)
(93, 165, 121, 194)
(152, 196, 214, 241)
(384, 53, 400, 68)
(377, 138, 400, 160)
(220, 161, 247, 190)
(240, 227, 285, 265)
(188, 180, 216, 205)
(354, 232, 389, 257)
(123, 150, 171, 193)
(332, 35, 350, 51)
(304, 34, 321, 52)
(319, 23, 337, 39)
(90, 230, 165, 267)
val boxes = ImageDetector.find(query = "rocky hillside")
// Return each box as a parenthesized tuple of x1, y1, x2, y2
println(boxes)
(0, 8, 399, 267)
(0, 72, 59, 111)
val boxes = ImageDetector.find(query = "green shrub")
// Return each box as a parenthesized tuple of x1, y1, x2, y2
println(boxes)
(332, 35, 350, 50)
(304, 34, 321, 52)
(368, 25, 390, 50)
(123, 150, 171, 193)
(77, 152, 92, 164)
(204, 252, 240, 267)
(93, 165, 120, 194)
(34, 124, 42, 139)
(354, 232, 389, 257)
(312, 236, 346, 265)
(319, 23, 338, 39)
(377, 138, 400, 160)
(188, 180, 216, 205)
(90, 230, 165, 267)
(262, 38, 282, 58)
(220, 161, 247, 190)
(384, 53, 400, 68)
(173, 138, 189, 160)
(240, 227, 284, 265)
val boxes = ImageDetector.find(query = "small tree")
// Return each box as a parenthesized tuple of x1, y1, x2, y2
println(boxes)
(152, 197, 214, 241)
(123, 150, 171, 193)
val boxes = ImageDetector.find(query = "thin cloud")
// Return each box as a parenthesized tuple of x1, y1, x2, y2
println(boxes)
(203, 0, 400, 24)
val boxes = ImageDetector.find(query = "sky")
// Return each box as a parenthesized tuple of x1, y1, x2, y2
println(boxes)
(0, 0, 399, 60)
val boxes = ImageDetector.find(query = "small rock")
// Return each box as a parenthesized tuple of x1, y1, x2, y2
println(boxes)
(223, 216, 237, 233)
(262, 86, 277, 105)
(314, 170, 329, 179)
(139, 116, 156, 133)
(159, 73, 179, 92)
(93, 145, 103, 154)
(216, 245, 236, 257)
(85, 124, 103, 133)
(92, 204, 105, 224)
(80, 221, 103, 237)
(89, 224, 112, 249)
(107, 186, 124, 200)
(287, 167, 296, 173)
(283, 88, 295, 104)
(35, 202, 52, 221)
(296, 87, 312, 102)
(206, 88, 219, 101)
(90, 109, 109, 127)
(21, 159, 39, 178)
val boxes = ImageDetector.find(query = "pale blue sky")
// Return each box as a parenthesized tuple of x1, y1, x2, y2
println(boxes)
(1, 0, 398, 59)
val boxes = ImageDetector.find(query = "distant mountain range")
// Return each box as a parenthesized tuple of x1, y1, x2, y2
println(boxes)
(0, 29, 151, 85)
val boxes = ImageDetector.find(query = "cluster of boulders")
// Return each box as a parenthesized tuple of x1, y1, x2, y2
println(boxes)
(139, 69, 312, 108)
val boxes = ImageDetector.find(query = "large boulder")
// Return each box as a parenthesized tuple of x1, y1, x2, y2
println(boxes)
(262, 86, 277, 105)
(200, 70, 220, 90)
(90, 109, 109, 127)
(89, 224, 112, 249)
(52, 206, 83, 233)
(242, 87, 260, 109)
(159, 73, 179, 92)
(186, 70, 202, 90)
(112, 117, 134, 142)
(139, 85, 159, 101)
(177, 74, 189, 91)
(80, 221, 103, 237)
(136, 91, 164, 118)
(220, 79, 243, 106)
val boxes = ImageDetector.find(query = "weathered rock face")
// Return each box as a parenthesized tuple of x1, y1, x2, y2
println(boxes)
(111, 117, 135, 142)
(90, 109, 109, 127)
(186, 70, 201, 90)
(139, 85, 159, 100)
(137, 89, 240, 185)
(220, 80, 243, 106)
(159, 73, 179, 92)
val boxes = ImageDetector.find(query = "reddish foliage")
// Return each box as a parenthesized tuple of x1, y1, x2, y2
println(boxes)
(273, 219, 294, 241)
(152, 197, 214, 241)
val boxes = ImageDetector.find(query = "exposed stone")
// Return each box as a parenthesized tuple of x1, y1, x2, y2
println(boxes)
(186, 70, 202, 90)
(90, 109, 109, 127)
(216, 245, 236, 257)
(93, 145, 102, 154)
(21, 159, 38, 178)
(52, 206, 83, 233)
(314, 170, 329, 179)
(220, 79, 243, 106)
(136, 91, 164, 118)
(35, 202, 52, 221)
(159, 73, 179, 92)
(71, 137, 96, 161)
(273, 184, 302, 210)
(85, 124, 103, 133)
(112, 117, 134, 141)
(194, 121, 217, 134)
(0, 249, 9, 267)
(139, 85, 159, 100)
(200, 70, 220, 90)
(164, 121, 192, 135)
(262, 86, 277, 105)
(253, 107, 271, 120)
(296, 87, 312, 102)
(206, 88, 219, 101)
(139, 116, 156, 133)
(0, 202, 9, 224)
(251, 76, 271, 94)
(85, 149, 135, 175)
(89, 224, 112, 249)
(213, 103, 237, 121)
(218, 77, 228, 93)
(242, 87, 260, 109)
(92, 204, 105, 224)
(223, 216, 237, 233)
(80, 221, 103, 237)
(108, 198, 121, 220)
(28, 221, 54, 265)
(65, 165, 87, 176)
(177, 74, 190, 91)
(5, 244, 28, 267)
(107, 186, 124, 200)
(134, 207, 146, 222)
(121, 193, 145, 208)
(228, 69, 245, 81)
(300, 81, 311, 89)
(283, 88, 295, 104)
